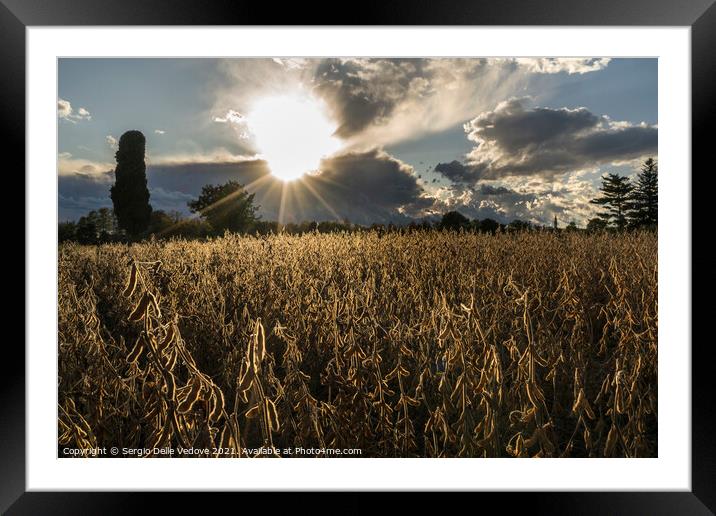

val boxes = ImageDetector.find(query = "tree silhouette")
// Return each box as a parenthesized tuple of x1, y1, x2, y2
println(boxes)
(440, 211, 470, 231)
(628, 158, 658, 228)
(565, 221, 579, 232)
(479, 218, 500, 235)
(507, 220, 532, 232)
(75, 210, 99, 244)
(590, 173, 634, 230)
(188, 180, 259, 234)
(110, 131, 152, 237)
(586, 217, 607, 232)
(58, 221, 77, 242)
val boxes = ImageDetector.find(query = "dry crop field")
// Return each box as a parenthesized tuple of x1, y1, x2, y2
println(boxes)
(58, 231, 657, 458)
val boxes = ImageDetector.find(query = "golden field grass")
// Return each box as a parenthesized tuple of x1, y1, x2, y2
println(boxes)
(58, 231, 657, 457)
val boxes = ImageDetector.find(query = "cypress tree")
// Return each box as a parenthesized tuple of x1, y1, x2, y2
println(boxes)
(110, 130, 152, 237)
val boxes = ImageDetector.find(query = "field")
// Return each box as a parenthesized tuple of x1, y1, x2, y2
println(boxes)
(58, 231, 657, 458)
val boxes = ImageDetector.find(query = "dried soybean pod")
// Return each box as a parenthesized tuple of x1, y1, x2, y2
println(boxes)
(123, 262, 138, 298)
(177, 378, 202, 414)
(237, 361, 253, 395)
(128, 293, 150, 322)
(245, 404, 261, 419)
(127, 336, 145, 363)
(266, 398, 280, 432)
(147, 290, 161, 318)
(256, 319, 266, 361)
(157, 324, 176, 354)
(163, 348, 178, 371)
(605, 424, 618, 457)
(209, 385, 225, 422)
(164, 371, 177, 401)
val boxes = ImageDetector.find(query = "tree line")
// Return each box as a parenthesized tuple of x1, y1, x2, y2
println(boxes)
(587, 158, 658, 231)
(58, 130, 657, 243)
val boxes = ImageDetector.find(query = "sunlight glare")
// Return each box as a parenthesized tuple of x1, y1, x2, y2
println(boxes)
(247, 92, 340, 181)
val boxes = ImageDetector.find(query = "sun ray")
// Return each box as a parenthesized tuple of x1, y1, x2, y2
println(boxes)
(278, 181, 289, 226)
(156, 173, 274, 237)
(300, 177, 342, 221)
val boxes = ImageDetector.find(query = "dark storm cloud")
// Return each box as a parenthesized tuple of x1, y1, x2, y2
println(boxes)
(478, 184, 516, 196)
(434, 98, 658, 183)
(58, 151, 435, 225)
(434, 161, 478, 184)
(307, 58, 610, 143)
(147, 160, 270, 196)
(58, 160, 271, 221)
(58, 173, 114, 220)
(472, 98, 600, 153)
(312, 58, 431, 138)
(306, 148, 435, 224)
(317, 149, 423, 207)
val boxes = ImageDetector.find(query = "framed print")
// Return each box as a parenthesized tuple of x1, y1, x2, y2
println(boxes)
(5, 0, 714, 512)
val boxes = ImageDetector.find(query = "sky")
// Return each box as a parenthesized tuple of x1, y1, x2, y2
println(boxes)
(58, 57, 657, 225)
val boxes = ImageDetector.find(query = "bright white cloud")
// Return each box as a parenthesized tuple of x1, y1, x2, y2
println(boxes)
(212, 109, 250, 139)
(58, 98, 92, 122)
(213, 109, 246, 124)
(149, 149, 259, 166)
(512, 58, 612, 75)
(58, 99, 72, 119)
(58, 154, 114, 177)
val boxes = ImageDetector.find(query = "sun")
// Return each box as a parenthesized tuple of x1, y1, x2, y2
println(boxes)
(247, 92, 341, 181)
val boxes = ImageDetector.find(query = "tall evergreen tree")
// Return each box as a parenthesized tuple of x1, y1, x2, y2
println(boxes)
(590, 173, 634, 230)
(110, 130, 152, 236)
(628, 158, 658, 228)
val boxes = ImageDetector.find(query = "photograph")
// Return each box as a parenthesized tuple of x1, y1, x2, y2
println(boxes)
(57, 56, 658, 459)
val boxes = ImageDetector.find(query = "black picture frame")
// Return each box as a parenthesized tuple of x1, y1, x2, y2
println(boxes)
(4, 0, 714, 512)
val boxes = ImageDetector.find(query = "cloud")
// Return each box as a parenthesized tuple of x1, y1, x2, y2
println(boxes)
(106, 135, 118, 150)
(58, 154, 114, 177)
(146, 149, 435, 225)
(427, 170, 604, 226)
(511, 58, 611, 75)
(58, 171, 114, 220)
(272, 58, 309, 70)
(212, 109, 250, 139)
(478, 184, 515, 196)
(312, 59, 428, 139)
(154, 129, 166, 135)
(307, 149, 435, 223)
(149, 150, 259, 166)
(58, 98, 91, 123)
(58, 148, 438, 225)
(56, 148, 604, 226)
(213, 110, 246, 124)
(58, 175, 195, 221)
(435, 98, 657, 183)
(58, 99, 72, 118)
(309, 58, 613, 147)
(147, 187, 194, 213)
(212, 57, 612, 152)
(434, 161, 477, 184)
